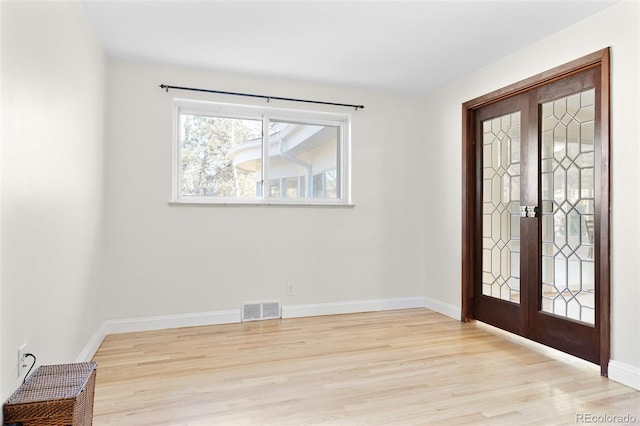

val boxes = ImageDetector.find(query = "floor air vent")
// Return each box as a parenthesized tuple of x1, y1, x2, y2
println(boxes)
(242, 301, 281, 322)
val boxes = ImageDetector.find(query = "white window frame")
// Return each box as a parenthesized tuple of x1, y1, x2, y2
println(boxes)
(171, 99, 352, 206)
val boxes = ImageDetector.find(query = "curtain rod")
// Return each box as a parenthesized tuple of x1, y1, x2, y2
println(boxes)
(159, 84, 364, 111)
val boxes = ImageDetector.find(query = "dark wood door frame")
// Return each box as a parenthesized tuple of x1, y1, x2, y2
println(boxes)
(461, 48, 611, 375)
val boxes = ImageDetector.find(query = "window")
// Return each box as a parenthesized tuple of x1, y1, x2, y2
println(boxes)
(172, 99, 351, 205)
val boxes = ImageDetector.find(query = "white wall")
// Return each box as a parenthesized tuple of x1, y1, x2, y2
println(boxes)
(103, 59, 426, 320)
(0, 0, 105, 401)
(422, 0, 640, 383)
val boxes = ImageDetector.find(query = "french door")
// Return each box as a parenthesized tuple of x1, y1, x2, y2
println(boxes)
(462, 49, 610, 373)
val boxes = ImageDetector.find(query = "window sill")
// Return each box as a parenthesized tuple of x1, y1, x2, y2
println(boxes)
(168, 199, 356, 208)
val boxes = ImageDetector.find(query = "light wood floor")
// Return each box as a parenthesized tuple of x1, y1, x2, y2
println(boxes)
(92, 309, 640, 425)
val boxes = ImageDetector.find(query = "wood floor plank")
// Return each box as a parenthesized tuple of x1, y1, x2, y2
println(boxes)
(92, 309, 640, 425)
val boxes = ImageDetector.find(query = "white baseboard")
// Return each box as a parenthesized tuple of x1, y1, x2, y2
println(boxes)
(424, 297, 461, 320)
(104, 309, 241, 335)
(608, 360, 640, 390)
(281, 296, 426, 319)
(76, 322, 107, 362)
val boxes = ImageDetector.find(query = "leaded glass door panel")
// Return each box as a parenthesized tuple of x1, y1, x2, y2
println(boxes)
(482, 110, 521, 304)
(540, 88, 596, 325)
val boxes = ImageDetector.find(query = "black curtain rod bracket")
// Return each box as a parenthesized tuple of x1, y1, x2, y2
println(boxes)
(159, 84, 364, 111)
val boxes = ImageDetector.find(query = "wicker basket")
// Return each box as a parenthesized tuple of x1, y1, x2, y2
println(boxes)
(3, 362, 97, 426)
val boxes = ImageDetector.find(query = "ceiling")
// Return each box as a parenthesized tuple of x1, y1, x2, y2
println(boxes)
(81, 0, 617, 94)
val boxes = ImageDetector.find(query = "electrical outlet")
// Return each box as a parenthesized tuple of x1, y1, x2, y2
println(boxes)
(17, 344, 28, 378)
(287, 283, 295, 296)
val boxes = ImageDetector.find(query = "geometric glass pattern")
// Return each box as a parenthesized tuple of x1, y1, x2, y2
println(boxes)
(482, 112, 521, 303)
(540, 89, 595, 324)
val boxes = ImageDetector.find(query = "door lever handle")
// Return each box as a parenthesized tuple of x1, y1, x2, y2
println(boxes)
(520, 206, 539, 218)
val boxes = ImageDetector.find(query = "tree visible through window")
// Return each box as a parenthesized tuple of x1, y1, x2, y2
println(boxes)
(180, 115, 262, 197)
